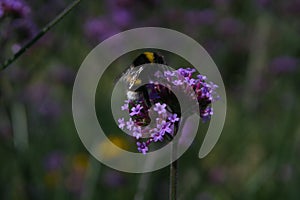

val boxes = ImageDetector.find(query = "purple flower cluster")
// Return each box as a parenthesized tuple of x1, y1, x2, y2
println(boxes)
(118, 101, 179, 154)
(156, 67, 218, 120)
(0, 0, 30, 18)
(118, 67, 219, 154)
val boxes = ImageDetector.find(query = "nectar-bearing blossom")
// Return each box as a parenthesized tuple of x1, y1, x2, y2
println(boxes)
(132, 126, 142, 139)
(129, 104, 143, 116)
(153, 102, 167, 115)
(118, 118, 125, 129)
(137, 142, 149, 154)
(126, 118, 134, 130)
(119, 67, 219, 154)
(168, 113, 180, 123)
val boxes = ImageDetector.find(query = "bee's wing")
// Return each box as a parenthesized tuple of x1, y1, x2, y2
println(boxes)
(115, 65, 145, 90)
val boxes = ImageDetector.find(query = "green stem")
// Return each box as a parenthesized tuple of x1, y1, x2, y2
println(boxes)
(0, 0, 81, 71)
(170, 142, 178, 200)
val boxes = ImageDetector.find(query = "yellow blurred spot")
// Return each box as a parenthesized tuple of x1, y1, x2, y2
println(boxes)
(97, 136, 128, 159)
(44, 171, 60, 188)
(144, 52, 154, 63)
(72, 153, 88, 172)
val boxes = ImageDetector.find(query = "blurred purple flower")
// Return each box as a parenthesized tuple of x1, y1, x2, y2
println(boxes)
(0, 0, 31, 18)
(270, 56, 298, 73)
(84, 17, 119, 42)
(0, 5, 3, 17)
(217, 17, 243, 36)
(25, 82, 62, 118)
(10, 18, 37, 41)
(102, 170, 126, 188)
(111, 9, 133, 27)
(208, 167, 226, 184)
(49, 65, 75, 85)
(44, 151, 64, 171)
(185, 9, 217, 26)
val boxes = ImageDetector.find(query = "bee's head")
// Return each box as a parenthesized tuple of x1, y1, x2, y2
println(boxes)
(132, 52, 166, 67)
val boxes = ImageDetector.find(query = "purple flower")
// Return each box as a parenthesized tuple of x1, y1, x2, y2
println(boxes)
(151, 132, 164, 142)
(44, 151, 64, 171)
(168, 113, 180, 123)
(157, 120, 173, 136)
(49, 65, 75, 85)
(217, 17, 243, 36)
(172, 79, 184, 86)
(132, 126, 142, 139)
(10, 18, 37, 40)
(137, 142, 148, 154)
(126, 118, 134, 130)
(177, 68, 196, 77)
(164, 70, 175, 77)
(130, 104, 143, 116)
(197, 74, 207, 81)
(111, 9, 133, 27)
(102, 170, 126, 188)
(119, 61, 219, 154)
(201, 107, 213, 122)
(185, 9, 217, 26)
(0, 0, 31, 18)
(118, 118, 125, 129)
(199, 85, 209, 97)
(185, 77, 197, 86)
(0, 6, 3, 18)
(153, 103, 167, 115)
(121, 102, 129, 111)
(84, 17, 119, 42)
(270, 56, 298, 74)
(154, 71, 162, 78)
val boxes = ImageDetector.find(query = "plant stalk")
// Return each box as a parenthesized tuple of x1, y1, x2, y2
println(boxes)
(170, 142, 178, 200)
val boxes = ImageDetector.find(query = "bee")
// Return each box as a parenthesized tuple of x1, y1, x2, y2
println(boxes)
(120, 52, 166, 90)
(118, 52, 181, 127)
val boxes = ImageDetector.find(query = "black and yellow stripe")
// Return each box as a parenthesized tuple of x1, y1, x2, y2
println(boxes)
(132, 52, 166, 67)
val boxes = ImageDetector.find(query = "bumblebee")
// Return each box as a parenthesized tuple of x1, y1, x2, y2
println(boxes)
(120, 52, 166, 90)
(132, 52, 166, 67)
(119, 52, 181, 127)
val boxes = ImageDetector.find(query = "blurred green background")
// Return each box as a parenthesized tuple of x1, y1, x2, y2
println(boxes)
(0, 0, 300, 199)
